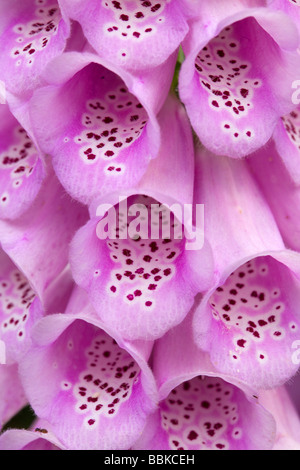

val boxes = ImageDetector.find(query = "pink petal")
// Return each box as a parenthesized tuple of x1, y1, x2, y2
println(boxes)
(134, 313, 276, 450)
(273, 108, 300, 185)
(18, 309, 157, 450)
(0, 169, 88, 303)
(29, 51, 173, 205)
(180, 5, 300, 157)
(192, 146, 300, 389)
(0, 104, 46, 220)
(0, 420, 66, 450)
(70, 98, 214, 340)
(259, 386, 300, 450)
(0, 248, 44, 364)
(0, 0, 70, 99)
(59, 0, 189, 70)
(0, 363, 27, 429)
(267, 0, 300, 36)
(248, 138, 300, 252)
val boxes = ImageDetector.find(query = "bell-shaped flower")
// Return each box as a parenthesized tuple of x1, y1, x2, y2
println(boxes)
(29, 49, 176, 206)
(133, 311, 276, 450)
(58, 0, 191, 72)
(69, 95, 214, 341)
(192, 144, 300, 390)
(0, 363, 27, 429)
(0, 0, 71, 100)
(18, 287, 158, 450)
(179, 0, 300, 158)
(0, 420, 66, 450)
(247, 138, 300, 252)
(0, 104, 46, 220)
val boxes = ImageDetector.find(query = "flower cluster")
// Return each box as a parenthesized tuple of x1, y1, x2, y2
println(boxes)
(0, 0, 300, 451)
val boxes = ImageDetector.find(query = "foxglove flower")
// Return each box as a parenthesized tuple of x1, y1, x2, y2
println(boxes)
(29, 50, 176, 206)
(133, 312, 276, 451)
(69, 96, 213, 340)
(58, 0, 191, 71)
(179, 1, 300, 158)
(192, 145, 300, 390)
(0, 0, 70, 100)
(18, 287, 158, 450)
(0, 420, 66, 450)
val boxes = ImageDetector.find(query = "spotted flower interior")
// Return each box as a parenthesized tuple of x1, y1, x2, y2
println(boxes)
(10, 1, 61, 67)
(75, 84, 148, 170)
(180, 13, 299, 158)
(58, 325, 140, 426)
(58, 0, 189, 69)
(30, 61, 156, 205)
(272, 106, 300, 184)
(70, 193, 202, 340)
(19, 317, 155, 450)
(102, 0, 170, 45)
(0, 249, 43, 364)
(195, 23, 261, 144)
(0, 105, 45, 220)
(104, 194, 185, 313)
(156, 375, 273, 450)
(0, 0, 69, 95)
(281, 110, 300, 151)
(206, 256, 300, 387)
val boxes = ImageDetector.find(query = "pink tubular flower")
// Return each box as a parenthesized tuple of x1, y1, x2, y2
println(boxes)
(0, 0, 70, 100)
(133, 312, 276, 450)
(0, 104, 45, 220)
(58, 0, 191, 71)
(192, 144, 300, 390)
(69, 95, 214, 341)
(179, 0, 300, 158)
(18, 287, 158, 450)
(29, 50, 176, 206)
